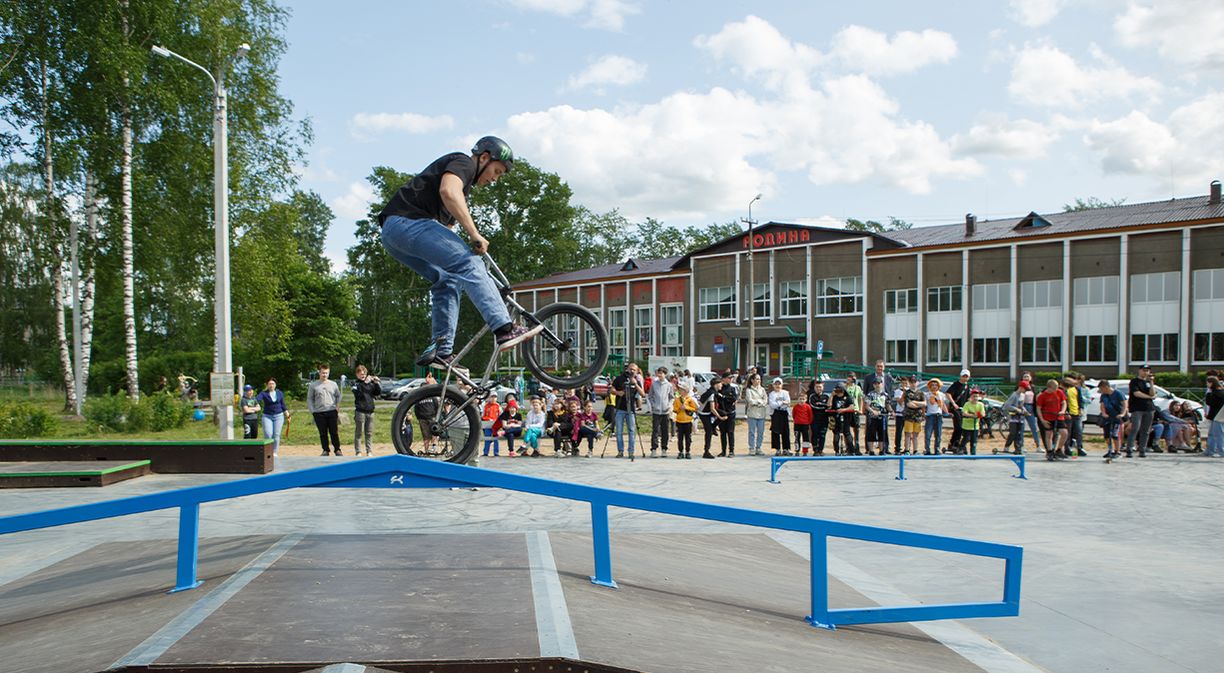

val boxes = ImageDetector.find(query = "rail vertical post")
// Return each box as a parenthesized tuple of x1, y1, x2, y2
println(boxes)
(769, 457, 782, 483)
(805, 530, 834, 630)
(170, 502, 204, 593)
(589, 500, 617, 588)
(895, 456, 906, 480)
(1012, 455, 1027, 479)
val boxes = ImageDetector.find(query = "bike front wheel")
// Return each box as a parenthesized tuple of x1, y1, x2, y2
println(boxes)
(390, 384, 480, 464)
(522, 302, 609, 390)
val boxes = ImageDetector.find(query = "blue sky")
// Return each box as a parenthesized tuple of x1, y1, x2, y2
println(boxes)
(275, 0, 1224, 270)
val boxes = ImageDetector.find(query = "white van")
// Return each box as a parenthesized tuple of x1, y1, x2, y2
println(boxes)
(1082, 378, 1201, 423)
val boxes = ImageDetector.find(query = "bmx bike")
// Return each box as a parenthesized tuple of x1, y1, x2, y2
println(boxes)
(390, 253, 609, 464)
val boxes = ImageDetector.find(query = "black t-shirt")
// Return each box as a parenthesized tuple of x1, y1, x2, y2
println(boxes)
(378, 152, 477, 227)
(612, 373, 638, 411)
(946, 381, 970, 408)
(1129, 377, 1155, 412)
(807, 392, 830, 415)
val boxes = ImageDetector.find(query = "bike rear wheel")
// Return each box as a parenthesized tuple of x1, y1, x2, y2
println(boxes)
(522, 302, 609, 390)
(390, 384, 480, 464)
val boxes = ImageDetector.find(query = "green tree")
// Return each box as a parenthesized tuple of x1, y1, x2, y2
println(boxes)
(844, 216, 913, 233)
(1063, 197, 1126, 212)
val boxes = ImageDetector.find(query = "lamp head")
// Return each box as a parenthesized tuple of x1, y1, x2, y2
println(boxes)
(150, 45, 171, 57)
(235, 43, 251, 59)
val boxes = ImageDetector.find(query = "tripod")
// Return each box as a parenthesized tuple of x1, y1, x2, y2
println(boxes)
(600, 379, 647, 460)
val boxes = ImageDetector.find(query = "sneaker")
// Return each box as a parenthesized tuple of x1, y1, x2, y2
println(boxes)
(650, 450, 657, 458)
(496, 323, 545, 351)
(334, 450, 343, 456)
(429, 352, 469, 376)
(365, 451, 372, 456)
(586, 450, 592, 457)
(320, 451, 330, 456)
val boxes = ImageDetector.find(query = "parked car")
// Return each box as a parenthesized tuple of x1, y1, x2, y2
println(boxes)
(385, 378, 427, 400)
(378, 378, 410, 400)
(592, 375, 610, 398)
(1082, 378, 1202, 424)
(692, 372, 719, 398)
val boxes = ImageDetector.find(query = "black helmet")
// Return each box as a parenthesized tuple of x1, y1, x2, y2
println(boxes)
(471, 135, 515, 169)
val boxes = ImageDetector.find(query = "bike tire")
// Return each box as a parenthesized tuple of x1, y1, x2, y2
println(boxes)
(522, 302, 609, 390)
(390, 384, 480, 464)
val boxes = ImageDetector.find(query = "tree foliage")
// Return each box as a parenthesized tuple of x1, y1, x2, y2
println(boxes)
(844, 216, 913, 233)
(1063, 197, 1126, 212)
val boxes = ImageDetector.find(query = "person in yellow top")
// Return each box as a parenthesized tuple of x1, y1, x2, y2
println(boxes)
(673, 385, 699, 460)
(960, 389, 987, 455)
(1063, 375, 1087, 457)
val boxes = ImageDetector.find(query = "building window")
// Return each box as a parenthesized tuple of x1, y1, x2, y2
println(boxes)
(886, 339, 917, 364)
(747, 283, 770, 319)
(661, 304, 684, 357)
(1021, 336, 1062, 363)
(699, 286, 735, 321)
(1073, 276, 1120, 306)
(1020, 280, 1063, 308)
(1193, 268, 1224, 300)
(816, 276, 863, 315)
(585, 324, 599, 365)
(927, 286, 963, 312)
(780, 343, 794, 377)
(1194, 332, 1224, 362)
(971, 284, 1010, 311)
(608, 307, 627, 357)
(927, 338, 962, 364)
(635, 306, 653, 361)
(972, 337, 1010, 364)
(1073, 335, 1118, 363)
(1131, 271, 1180, 303)
(1131, 333, 1178, 363)
(885, 288, 918, 314)
(780, 280, 808, 317)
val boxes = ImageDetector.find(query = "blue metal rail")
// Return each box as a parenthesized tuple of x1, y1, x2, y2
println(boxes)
(0, 455, 1022, 630)
(769, 454, 1027, 483)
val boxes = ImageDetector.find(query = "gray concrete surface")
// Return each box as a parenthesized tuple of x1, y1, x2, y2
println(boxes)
(0, 452, 1221, 673)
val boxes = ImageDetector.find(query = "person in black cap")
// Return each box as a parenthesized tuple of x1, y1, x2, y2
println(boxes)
(1124, 364, 1155, 458)
(239, 384, 260, 439)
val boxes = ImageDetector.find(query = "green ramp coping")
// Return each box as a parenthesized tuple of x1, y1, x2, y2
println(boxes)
(0, 460, 152, 478)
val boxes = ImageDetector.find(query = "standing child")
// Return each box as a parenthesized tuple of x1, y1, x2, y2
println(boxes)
(792, 395, 813, 455)
(481, 398, 503, 457)
(768, 378, 792, 455)
(923, 379, 948, 455)
(892, 377, 909, 451)
(673, 385, 698, 459)
(830, 385, 857, 455)
(960, 389, 986, 455)
(1001, 383, 1029, 455)
(865, 379, 888, 455)
(1097, 380, 1127, 460)
(807, 381, 830, 455)
(902, 379, 926, 455)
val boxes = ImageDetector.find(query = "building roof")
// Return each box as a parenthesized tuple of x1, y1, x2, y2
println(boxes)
(513, 255, 685, 288)
(882, 194, 1224, 252)
(678, 221, 907, 263)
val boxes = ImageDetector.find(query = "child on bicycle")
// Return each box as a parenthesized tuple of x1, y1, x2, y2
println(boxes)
(378, 136, 542, 372)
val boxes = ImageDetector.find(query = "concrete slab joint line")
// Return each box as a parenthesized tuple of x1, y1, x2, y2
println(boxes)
(320, 664, 367, 673)
(765, 531, 1045, 673)
(526, 530, 580, 660)
(109, 532, 305, 668)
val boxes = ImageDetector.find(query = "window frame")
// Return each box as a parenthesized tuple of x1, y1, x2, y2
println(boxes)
(815, 276, 863, 316)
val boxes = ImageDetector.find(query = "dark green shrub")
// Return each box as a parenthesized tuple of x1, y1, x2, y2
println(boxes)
(0, 401, 59, 438)
(1154, 371, 1196, 388)
(146, 392, 193, 431)
(84, 392, 133, 432)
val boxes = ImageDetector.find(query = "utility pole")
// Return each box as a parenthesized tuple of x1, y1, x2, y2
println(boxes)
(742, 194, 761, 374)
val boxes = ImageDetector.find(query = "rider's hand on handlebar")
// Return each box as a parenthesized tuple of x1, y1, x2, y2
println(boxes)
(470, 235, 490, 255)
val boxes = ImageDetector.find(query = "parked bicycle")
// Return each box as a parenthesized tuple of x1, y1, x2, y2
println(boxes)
(391, 253, 609, 463)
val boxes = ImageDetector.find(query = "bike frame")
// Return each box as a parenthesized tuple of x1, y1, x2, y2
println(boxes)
(422, 254, 579, 442)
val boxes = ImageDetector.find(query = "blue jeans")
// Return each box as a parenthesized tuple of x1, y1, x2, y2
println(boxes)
(615, 409, 636, 456)
(261, 413, 285, 454)
(924, 414, 943, 453)
(1022, 406, 1042, 449)
(380, 215, 512, 354)
(747, 417, 765, 450)
(1208, 421, 1224, 456)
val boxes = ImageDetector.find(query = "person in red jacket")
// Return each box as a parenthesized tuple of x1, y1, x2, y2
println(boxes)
(1035, 379, 1069, 461)
(792, 398, 814, 455)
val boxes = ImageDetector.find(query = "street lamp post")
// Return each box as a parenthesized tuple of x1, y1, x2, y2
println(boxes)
(151, 43, 249, 440)
(742, 194, 761, 374)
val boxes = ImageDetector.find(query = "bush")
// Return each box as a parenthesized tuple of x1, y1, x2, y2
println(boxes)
(84, 392, 194, 433)
(1154, 371, 1197, 388)
(0, 401, 59, 438)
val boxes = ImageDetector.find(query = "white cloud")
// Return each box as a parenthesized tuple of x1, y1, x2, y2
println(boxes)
(1008, 43, 1161, 107)
(693, 15, 822, 88)
(331, 181, 379, 223)
(1115, 0, 1224, 69)
(1084, 93, 1224, 184)
(1009, 168, 1029, 186)
(1008, 0, 1068, 27)
(828, 25, 958, 76)
(792, 215, 847, 228)
(349, 112, 455, 140)
(567, 54, 647, 91)
(506, 0, 639, 31)
(951, 116, 1060, 160)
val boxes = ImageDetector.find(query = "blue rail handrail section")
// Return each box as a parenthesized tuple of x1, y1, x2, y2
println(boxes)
(0, 455, 1022, 630)
(770, 454, 1027, 483)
